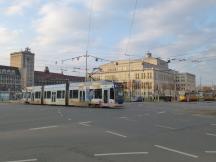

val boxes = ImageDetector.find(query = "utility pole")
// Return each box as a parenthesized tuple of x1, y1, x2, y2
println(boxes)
(85, 51, 88, 82)
(129, 55, 131, 102)
(125, 54, 132, 102)
(174, 71, 177, 101)
(199, 76, 202, 91)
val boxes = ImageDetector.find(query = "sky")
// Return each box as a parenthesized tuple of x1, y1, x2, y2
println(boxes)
(0, 0, 216, 85)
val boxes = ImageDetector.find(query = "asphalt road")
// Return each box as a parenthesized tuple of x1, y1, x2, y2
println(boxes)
(0, 102, 216, 162)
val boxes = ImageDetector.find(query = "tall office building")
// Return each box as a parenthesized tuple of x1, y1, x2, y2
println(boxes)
(10, 48, 35, 89)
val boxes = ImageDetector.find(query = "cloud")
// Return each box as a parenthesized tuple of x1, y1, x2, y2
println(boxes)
(0, 26, 19, 45)
(4, 0, 37, 15)
(117, 0, 216, 57)
(1, 0, 215, 83)
(32, 2, 90, 47)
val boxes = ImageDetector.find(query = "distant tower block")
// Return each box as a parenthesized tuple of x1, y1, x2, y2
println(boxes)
(10, 47, 35, 89)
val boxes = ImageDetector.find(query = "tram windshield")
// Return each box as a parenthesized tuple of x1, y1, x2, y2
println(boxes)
(114, 83, 124, 104)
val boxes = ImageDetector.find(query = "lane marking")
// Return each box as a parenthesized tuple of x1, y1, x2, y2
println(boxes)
(205, 151, 216, 154)
(158, 111, 166, 114)
(125, 118, 136, 122)
(119, 117, 136, 122)
(192, 114, 201, 116)
(119, 117, 128, 119)
(105, 130, 127, 138)
(156, 125, 176, 130)
(206, 133, 216, 137)
(154, 145, 199, 158)
(68, 118, 71, 121)
(210, 124, 216, 126)
(4, 159, 38, 162)
(79, 121, 92, 127)
(192, 114, 213, 118)
(94, 152, 148, 157)
(29, 125, 58, 131)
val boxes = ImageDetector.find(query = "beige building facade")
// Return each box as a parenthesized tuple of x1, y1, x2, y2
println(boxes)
(10, 48, 35, 89)
(92, 53, 176, 100)
(175, 72, 196, 92)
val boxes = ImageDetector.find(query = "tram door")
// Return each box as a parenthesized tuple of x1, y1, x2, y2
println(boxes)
(104, 90, 108, 103)
(31, 93, 34, 102)
(51, 92, 56, 102)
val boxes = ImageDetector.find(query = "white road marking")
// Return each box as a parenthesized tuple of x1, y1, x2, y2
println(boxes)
(210, 124, 216, 126)
(119, 116, 136, 122)
(205, 151, 216, 154)
(125, 118, 136, 122)
(158, 111, 166, 114)
(94, 152, 149, 157)
(105, 130, 127, 138)
(154, 145, 199, 158)
(144, 113, 150, 116)
(156, 125, 176, 130)
(4, 159, 38, 162)
(206, 133, 216, 137)
(119, 117, 128, 119)
(192, 114, 213, 118)
(29, 125, 58, 131)
(79, 121, 92, 127)
(68, 118, 71, 121)
(192, 114, 202, 117)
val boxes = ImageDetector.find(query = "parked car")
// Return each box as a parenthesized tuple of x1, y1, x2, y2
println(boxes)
(132, 96, 144, 102)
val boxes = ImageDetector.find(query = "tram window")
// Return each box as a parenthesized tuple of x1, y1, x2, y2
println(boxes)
(73, 90, 78, 98)
(95, 89, 102, 99)
(35, 92, 41, 99)
(110, 88, 114, 99)
(69, 90, 78, 98)
(57, 91, 61, 98)
(47, 91, 51, 99)
(70, 90, 73, 98)
(62, 91, 65, 98)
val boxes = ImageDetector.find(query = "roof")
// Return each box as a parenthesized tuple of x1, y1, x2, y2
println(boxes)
(0, 65, 19, 70)
(10, 48, 34, 56)
(34, 71, 84, 82)
(0, 65, 20, 75)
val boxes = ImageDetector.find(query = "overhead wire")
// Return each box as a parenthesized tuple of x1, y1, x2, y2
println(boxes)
(86, 0, 94, 52)
(125, 0, 138, 55)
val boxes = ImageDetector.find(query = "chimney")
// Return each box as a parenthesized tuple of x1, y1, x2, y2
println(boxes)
(44, 66, 50, 73)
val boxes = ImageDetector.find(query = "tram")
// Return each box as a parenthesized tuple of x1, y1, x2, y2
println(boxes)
(22, 81, 124, 108)
(178, 91, 198, 102)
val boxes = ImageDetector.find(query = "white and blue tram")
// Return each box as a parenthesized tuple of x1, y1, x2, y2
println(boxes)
(23, 81, 124, 108)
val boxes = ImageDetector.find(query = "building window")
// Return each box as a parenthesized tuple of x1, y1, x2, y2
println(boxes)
(141, 73, 144, 79)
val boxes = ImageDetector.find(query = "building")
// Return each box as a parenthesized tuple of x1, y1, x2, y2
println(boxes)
(92, 53, 176, 100)
(10, 48, 35, 89)
(175, 72, 196, 92)
(0, 65, 21, 100)
(34, 67, 84, 86)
